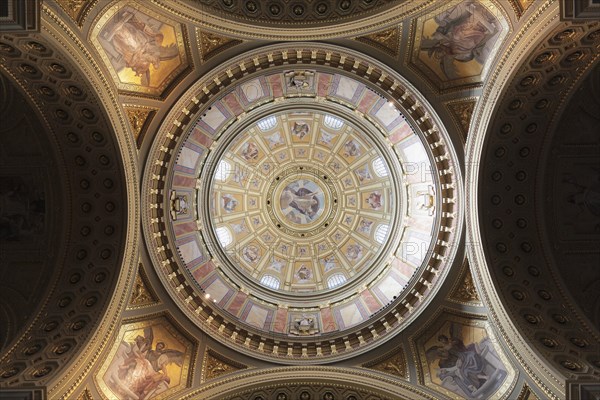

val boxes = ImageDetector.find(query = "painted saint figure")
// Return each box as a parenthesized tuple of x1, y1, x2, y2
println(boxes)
(103, 10, 179, 86)
(104, 327, 184, 400)
(425, 322, 508, 399)
(279, 180, 325, 224)
(291, 121, 310, 139)
(420, 0, 499, 79)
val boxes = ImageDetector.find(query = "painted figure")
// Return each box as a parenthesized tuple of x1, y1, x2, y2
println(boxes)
(366, 191, 383, 210)
(240, 142, 259, 161)
(104, 327, 184, 400)
(346, 244, 363, 261)
(280, 180, 324, 224)
(420, 0, 499, 79)
(242, 245, 260, 264)
(358, 219, 374, 234)
(220, 194, 238, 213)
(425, 322, 508, 399)
(343, 140, 361, 157)
(295, 264, 312, 281)
(291, 121, 310, 139)
(355, 165, 372, 182)
(103, 10, 179, 86)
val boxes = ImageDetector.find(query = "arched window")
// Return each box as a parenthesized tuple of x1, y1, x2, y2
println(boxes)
(372, 157, 388, 177)
(257, 116, 277, 131)
(260, 275, 280, 289)
(215, 160, 232, 181)
(327, 273, 347, 289)
(375, 224, 389, 244)
(215, 226, 232, 247)
(324, 114, 344, 130)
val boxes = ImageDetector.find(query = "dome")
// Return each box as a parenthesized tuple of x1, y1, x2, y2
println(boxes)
(145, 45, 462, 362)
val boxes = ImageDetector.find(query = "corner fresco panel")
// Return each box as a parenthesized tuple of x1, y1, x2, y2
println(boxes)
(98, 317, 194, 400)
(92, 3, 188, 97)
(416, 316, 515, 399)
(412, 0, 505, 90)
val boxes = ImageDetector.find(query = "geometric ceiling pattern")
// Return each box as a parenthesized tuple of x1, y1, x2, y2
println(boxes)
(0, 1, 598, 399)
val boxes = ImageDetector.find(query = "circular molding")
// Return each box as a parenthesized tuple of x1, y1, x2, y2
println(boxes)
(150, 0, 436, 40)
(142, 43, 463, 363)
(466, 1, 600, 397)
(186, 366, 434, 400)
(0, 8, 141, 398)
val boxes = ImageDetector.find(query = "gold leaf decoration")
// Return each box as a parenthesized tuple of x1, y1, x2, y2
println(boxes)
(127, 264, 158, 309)
(124, 106, 154, 147)
(76, 388, 93, 400)
(356, 26, 401, 57)
(447, 100, 476, 143)
(202, 349, 247, 381)
(56, 0, 88, 22)
(517, 384, 540, 400)
(199, 31, 241, 61)
(509, 0, 535, 18)
(363, 347, 407, 379)
(450, 262, 480, 303)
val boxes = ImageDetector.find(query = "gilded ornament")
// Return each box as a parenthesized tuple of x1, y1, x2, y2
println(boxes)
(356, 27, 400, 56)
(363, 347, 407, 378)
(77, 388, 94, 400)
(199, 31, 240, 61)
(509, 0, 535, 18)
(447, 100, 476, 142)
(124, 107, 153, 142)
(56, 0, 88, 21)
(517, 384, 540, 400)
(128, 266, 156, 307)
(451, 267, 480, 302)
(203, 350, 247, 381)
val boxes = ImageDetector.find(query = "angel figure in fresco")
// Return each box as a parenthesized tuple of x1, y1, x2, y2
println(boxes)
(343, 140, 361, 157)
(280, 186, 321, 222)
(319, 130, 336, 146)
(240, 142, 259, 161)
(425, 322, 507, 399)
(346, 244, 363, 262)
(105, 327, 184, 400)
(266, 131, 284, 148)
(220, 194, 238, 213)
(104, 9, 179, 86)
(355, 165, 372, 182)
(291, 121, 310, 139)
(366, 191, 383, 210)
(295, 264, 312, 281)
(322, 256, 336, 272)
(242, 245, 260, 264)
(420, 0, 499, 80)
(358, 219, 374, 234)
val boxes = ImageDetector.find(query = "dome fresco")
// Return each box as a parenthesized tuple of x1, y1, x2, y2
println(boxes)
(207, 109, 400, 295)
(158, 60, 459, 360)
(3, 1, 598, 398)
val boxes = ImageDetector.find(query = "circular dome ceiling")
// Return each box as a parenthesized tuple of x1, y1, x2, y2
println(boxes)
(144, 45, 462, 362)
(203, 108, 403, 301)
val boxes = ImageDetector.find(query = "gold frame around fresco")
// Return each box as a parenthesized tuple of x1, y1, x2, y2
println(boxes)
(410, 309, 518, 400)
(89, 0, 190, 98)
(94, 314, 196, 400)
(407, 0, 510, 93)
